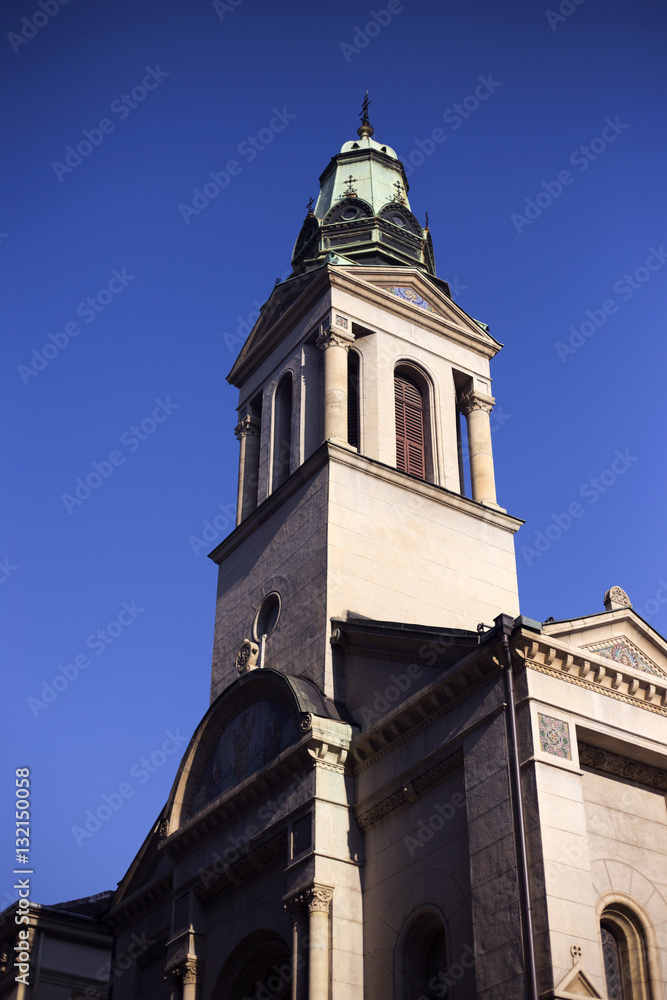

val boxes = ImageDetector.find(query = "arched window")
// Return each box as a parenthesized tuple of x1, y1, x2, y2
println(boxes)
(347, 350, 360, 450)
(272, 373, 292, 490)
(600, 905, 652, 1000)
(397, 910, 449, 1000)
(394, 369, 427, 479)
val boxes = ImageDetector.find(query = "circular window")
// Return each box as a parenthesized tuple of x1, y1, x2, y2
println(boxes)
(342, 207, 358, 220)
(254, 592, 281, 640)
(390, 213, 406, 227)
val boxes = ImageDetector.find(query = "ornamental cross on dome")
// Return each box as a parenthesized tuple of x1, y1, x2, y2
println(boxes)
(392, 180, 405, 203)
(342, 174, 357, 197)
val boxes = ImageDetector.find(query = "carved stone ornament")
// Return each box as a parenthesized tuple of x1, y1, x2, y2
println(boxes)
(235, 639, 259, 673)
(159, 818, 170, 839)
(604, 586, 632, 611)
(458, 389, 495, 416)
(234, 413, 260, 440)
(571, 944, 583, 962)
(303, 884, 334, 913)
(165, 958, 201, 986)
(301, 712, 313, 731)
(316, 325, 355, 352)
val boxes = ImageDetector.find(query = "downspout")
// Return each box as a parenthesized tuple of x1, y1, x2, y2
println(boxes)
(498, 619, 539, 1000)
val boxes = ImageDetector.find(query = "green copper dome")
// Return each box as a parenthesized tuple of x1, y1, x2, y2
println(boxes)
(291, 104, 438, 278)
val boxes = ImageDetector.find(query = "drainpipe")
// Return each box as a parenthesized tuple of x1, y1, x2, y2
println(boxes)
(495, 614, 539, 1000)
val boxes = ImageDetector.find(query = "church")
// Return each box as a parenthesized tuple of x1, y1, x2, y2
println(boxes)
(3, 105, 666, 1000)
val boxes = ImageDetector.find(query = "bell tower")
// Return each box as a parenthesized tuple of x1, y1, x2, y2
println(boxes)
(209, 104, 521, 704)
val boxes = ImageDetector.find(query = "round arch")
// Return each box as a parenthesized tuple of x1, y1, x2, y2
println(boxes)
(212, 930, 292, 1000)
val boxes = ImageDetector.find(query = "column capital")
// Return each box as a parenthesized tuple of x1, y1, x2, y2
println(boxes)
(316, 326, 355, 352)
(165, 957, 202, 985)
(284, 883, 334, 917)
(459, 389, 495, 416)
(234, 413, 261, 440)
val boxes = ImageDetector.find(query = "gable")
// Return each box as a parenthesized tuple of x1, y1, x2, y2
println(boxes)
(544, 609, 667, 679)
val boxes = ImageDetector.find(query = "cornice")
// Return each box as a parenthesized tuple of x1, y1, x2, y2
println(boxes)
(513, 632, 667, 716)
(104, 874, 172, 932)
(355, 748, 464, 830)
(328, 443, 523, 534)
(350, 643, 503, 773)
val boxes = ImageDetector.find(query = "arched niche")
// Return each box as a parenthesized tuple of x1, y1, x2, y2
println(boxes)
(165, 670, 338, 833)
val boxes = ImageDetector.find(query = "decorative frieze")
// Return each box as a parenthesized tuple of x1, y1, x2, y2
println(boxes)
(356, 749, 464, 829)
(578, 743, 667, 791)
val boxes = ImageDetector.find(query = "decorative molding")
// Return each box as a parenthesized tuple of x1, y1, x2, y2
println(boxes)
(582, 635, 664, 678)
(514, 636, 667, 717)
(234, 414, 260, 440)
(356, 749, 464, 829)
(316, 326, 354, 352)
(458, 389, 495, 416)
(578, 743, 667, 791)
(288, 884, 334, 915)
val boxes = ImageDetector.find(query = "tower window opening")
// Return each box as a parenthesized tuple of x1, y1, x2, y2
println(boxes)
(272, 373, 292, 490)
(394, 372, 426, 479)
(348, 351, 360, 450)
(456, 406, 470, 497)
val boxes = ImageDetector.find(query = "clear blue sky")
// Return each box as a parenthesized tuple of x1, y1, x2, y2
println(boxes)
(2, 0, 666, 907)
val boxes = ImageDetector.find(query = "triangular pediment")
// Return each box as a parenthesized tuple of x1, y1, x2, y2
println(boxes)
(346, 266, 501, 355)
(544, 607, 667, 679)
(550, 962, 602, 999)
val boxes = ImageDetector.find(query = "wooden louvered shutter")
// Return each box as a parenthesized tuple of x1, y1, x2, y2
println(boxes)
(395, 374, 426, 479)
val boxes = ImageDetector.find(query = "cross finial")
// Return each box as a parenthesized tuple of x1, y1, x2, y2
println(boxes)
(306, 196, 314, 216)
(393, 180, 405, 203)
(424, 211, 429, 229)
(357, 91, 374, 138)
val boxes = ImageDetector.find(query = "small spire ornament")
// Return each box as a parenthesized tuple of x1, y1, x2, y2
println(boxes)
(357, 90, 374, 138)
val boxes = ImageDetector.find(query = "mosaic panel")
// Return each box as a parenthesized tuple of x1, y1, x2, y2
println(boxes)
(537, 713, 572, 760)
(379, 285, 438, 313)
(335, 314, 349, 329)
(584, 636, 664, 677)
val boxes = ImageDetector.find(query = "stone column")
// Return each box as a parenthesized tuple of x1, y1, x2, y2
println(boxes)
(284, 895, 309, 1000)
(459, 390, 498, 506)
(316, 325, 354, 445)
(234, 413, 261, 525)
(304, 884, 333, 1000)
